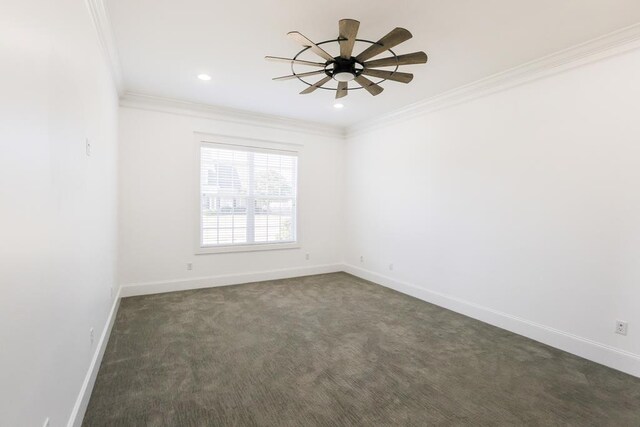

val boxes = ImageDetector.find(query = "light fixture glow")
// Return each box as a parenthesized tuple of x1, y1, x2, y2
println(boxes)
(333, 71, 355, 82)
(334, 103, 344, 109)
(197, 74, 212, 81)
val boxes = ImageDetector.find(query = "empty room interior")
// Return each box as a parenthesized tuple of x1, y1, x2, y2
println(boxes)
(4, 0, 640, 425)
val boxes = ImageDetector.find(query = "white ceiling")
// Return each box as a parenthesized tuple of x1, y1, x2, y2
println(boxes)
(106, 0, 640, 127)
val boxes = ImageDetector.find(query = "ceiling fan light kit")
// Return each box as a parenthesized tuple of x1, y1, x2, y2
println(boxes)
(266, 19, 428, 99)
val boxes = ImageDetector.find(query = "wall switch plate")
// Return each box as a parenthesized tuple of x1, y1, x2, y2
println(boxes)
(186, 263, 193, 271)
(615, 320, 628, 335)
(305, 253, 310, 260)
(360, 256, 364, 263)
(85, 138, 91, 156)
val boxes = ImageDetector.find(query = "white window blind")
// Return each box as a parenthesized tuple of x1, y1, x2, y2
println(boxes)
(200, 142, 298, 248)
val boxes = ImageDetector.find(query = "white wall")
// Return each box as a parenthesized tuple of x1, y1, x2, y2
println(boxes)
(345, 49, 640, 376)
(118, 106, 345, 293)
(0, 0, 119, 425)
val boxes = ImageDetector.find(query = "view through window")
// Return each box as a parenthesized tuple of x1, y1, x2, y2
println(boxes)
(200, 142, 298, 248)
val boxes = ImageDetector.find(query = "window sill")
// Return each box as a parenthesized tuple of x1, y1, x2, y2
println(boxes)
(196, 242, 300, 255)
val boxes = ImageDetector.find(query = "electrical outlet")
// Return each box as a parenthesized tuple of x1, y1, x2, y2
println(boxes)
(43, 418, 50, 427)
(89, 327, 94, 344)
(389, 263, 394, 271)
(305, 253, 310, 260)
(186, 263, 193, 271)
(615, 320, 628, 336)
(85, 138, 91, 156)
(360, 255, 364, 263)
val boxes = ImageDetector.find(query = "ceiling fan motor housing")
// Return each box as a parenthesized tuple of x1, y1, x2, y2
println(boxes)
(328, 57, 362, 82)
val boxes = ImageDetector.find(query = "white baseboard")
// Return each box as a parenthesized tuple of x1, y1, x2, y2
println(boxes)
(120, 263, 344, 297)
(343, 264, 640, 378)
(67, 286, 122, 427)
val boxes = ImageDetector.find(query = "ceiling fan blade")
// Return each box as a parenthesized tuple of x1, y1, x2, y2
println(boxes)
(336, 81, 348, 99)
(363, 51, 428, 68)
(354, 75, 384, 96)
(339, 19, 360, 59)
(265, 56, 326, 67)
(361, 69, 413, 83)
(355, 27, 412, 62)
(288, 31, 334, 61)
(273, 70, 326, 81)
(300, 76, 333, 94)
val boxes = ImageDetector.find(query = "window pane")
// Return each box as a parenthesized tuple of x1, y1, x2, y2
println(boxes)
(254, 152, 296, 197)
(254, 198, 294, 243)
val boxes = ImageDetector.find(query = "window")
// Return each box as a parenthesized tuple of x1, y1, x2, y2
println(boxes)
(199, 142, 298, 251)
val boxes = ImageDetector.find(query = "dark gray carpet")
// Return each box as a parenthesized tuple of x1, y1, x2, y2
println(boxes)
(83, 272, 640, 426)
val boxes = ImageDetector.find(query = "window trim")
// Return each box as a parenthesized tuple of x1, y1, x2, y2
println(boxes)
(194, 133, 302, 255)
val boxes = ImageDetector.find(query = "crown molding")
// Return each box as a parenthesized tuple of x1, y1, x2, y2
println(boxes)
(85, 0, 124, 95)
(347, 23, 640, 137)
(119, 92, 346, 138)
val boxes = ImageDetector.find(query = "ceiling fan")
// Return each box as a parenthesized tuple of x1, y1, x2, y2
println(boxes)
(265, 19, 428, 98)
